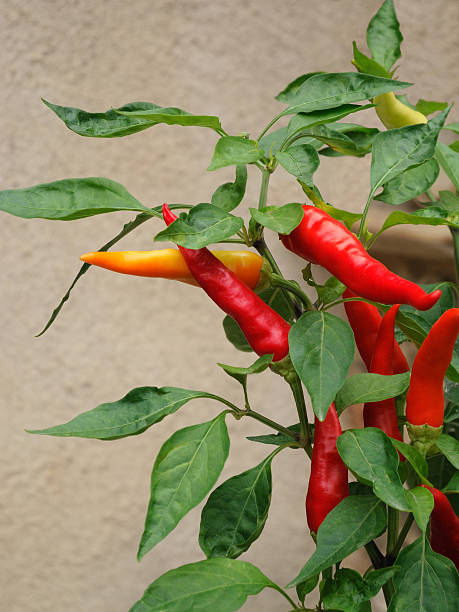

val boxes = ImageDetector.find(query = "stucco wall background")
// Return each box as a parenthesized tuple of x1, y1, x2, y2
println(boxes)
(1, 1, 458, 611)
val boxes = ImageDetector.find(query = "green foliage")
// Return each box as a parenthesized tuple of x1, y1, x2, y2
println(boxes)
(335, 372, 410, 414)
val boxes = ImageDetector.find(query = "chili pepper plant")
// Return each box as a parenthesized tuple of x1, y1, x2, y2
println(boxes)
(3, 1, 459, 610)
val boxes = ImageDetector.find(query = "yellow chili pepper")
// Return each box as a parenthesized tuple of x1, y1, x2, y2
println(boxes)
(374, 92, 427, 129)
(80, 249, 264, 288)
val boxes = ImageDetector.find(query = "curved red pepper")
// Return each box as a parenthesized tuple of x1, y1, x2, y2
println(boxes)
(162, 204, 290, 362)
(363, 304, 403, 444)
(406, 308, 459, 427)
(420, 485, 459, 570)
(343, 289, 409, 374)
(281, 206, 441, 311)
(306, 404, 348, 534)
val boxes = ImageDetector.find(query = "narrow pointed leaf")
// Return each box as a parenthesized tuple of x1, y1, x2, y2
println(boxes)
(391, 439, 429, 481)
(335, 372, 410, 414)
(436, 141, 459, 190)
(436, 434, 459, 469)
(275, 72, 324, 103)
(337, 428, 410, 511)
(199, 452, 276, 558)
(288, 495, 386, 585)
(138, 413, 230, 559)
(130, 558, 276, 612)
(289, 312, 354, 420)
(286, 104, 373, 136)
(352, 41, 392, 78)
(405, 487, 434, 532)
(115, 107, 222, 131)
(366, 0, 403, 71)
(416, 99, 448, 116)
(28, 387, 218, 439)
(0, 177, 150, 220)
(211, 165, 247, 212)
(388, 536, 459, 612)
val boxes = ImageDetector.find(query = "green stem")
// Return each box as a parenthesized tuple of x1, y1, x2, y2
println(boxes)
(288, 375, 312, 457)
(258, 111, 285, 141)
(392, 514, 414, 559)
(271, 584, 301, 610)
(217, 238, 246, 244)
(426, 188, 435, 202)
(358, 188, 376, 241)
(244, 409, 299, 441)
(271, 275, 314, 311)
(364, 540, 384, 569)
(449, 227, 459, 286)
(387, 507, 399, 561)
(258, 168, 271, 211)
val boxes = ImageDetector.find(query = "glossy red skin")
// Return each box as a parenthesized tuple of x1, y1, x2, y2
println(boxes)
(406, 309, 459, 427)
(363, 305, 403, 444)
(343, 289, 409, 374)
(306, 404, 348, 534)
(162, 204, 290, 362)
(421, 485, 459, 570)
(281, 206, 441, 311)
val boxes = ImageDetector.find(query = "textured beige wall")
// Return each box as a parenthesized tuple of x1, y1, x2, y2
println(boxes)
(2, 1, 458, 611)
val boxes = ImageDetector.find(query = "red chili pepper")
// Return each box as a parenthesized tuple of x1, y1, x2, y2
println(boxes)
(162, 204, 290, 362)
(363, 304, 403, 444)
(420, 485, 459, 571)
(343, 289, 409, 374)
(280, 205, 441, 311)
(306, 403, 348, 534)
(406, 308, 459, 428)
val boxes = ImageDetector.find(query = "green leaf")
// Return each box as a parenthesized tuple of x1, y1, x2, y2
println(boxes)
(259, 127, 290, 156)
(288, 495, 386, 585)
(416, 99, 448, 116)
(378, 206, 459, 235)
(390, 439, 429, 481)
(223, 287, 293, 353)
(436, 434, 459, 469)
(405, 486, 434, 532)
(335, 372, 410, 414)
(275, 144, 320, 185)
(275, 72, 324, 103)
(289, 312, 354, 420)
(388, 536, 459, 612)
(316, 276, 346, 306)
(320, 202, 362, 229)
(211, 165, 247, 212)
(374, 158, 440, 205)
(449, 141, 459, 153)
(28, 386, 214, 440)
(208, 136, 263, 171)
(281, 72, 411, 116)
(436, 141, 459, 190)
(286, 104, 373, 137)
(138, 413, 230, 559)
(439, 190, 459, 212)
(296, 574, 319, 604)
(115, 106, 222, 131)
(303, 125, 360, 156)
(321, 567, 398, 612)
(217, 354, 273, 387)
(444, 123, 459, 135)
(42, 100, 180, 138)
(366, 0, 402, 71)
(249, 203, 304, 234)
(247, 424, 301, 447)
(443, 471, 459, 493)
(199, 452, 277, 558)
(337, 428, 410, 510)
(154, 203, 244, 248)
(352, 42, 392, 78)
(130, 558, 276, 612)
(370, 107, 451, 193)
(0, 177, 150, 221)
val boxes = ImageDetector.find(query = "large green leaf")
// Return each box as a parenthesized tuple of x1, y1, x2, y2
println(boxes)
(337, 428, 410, 511)
(154, 203, 244, 248)
(289, 312, 354, 420)
(335, 372, 410, 414)
(370, 107, 450, 193)
(130, 558, 276, 612)
(280, 72, 411, 116)
(249, 203, 304, 234)
(208, 137, 264, 170)
(211, 165, 247, 212)
(275, 144, 320, 185)
(289, 495, 386, 585)
(138, 413, 230, 559)
(199, 452, 276, 558)
(374, 158, 440, 205)
(43, 100, 176, 137)
(0, 177, 150, 220)
(115, 106, 222, 131)
(275, 72, 324, 103)
(436, 141, 459, 190)
(286, 104, 373, 137)
(388, 537, 459, 612)
(28, 386, 213, 439)
(366, 0, 403, 71)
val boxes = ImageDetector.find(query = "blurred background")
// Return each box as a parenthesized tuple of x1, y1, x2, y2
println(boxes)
(1, 1, 458, 610)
